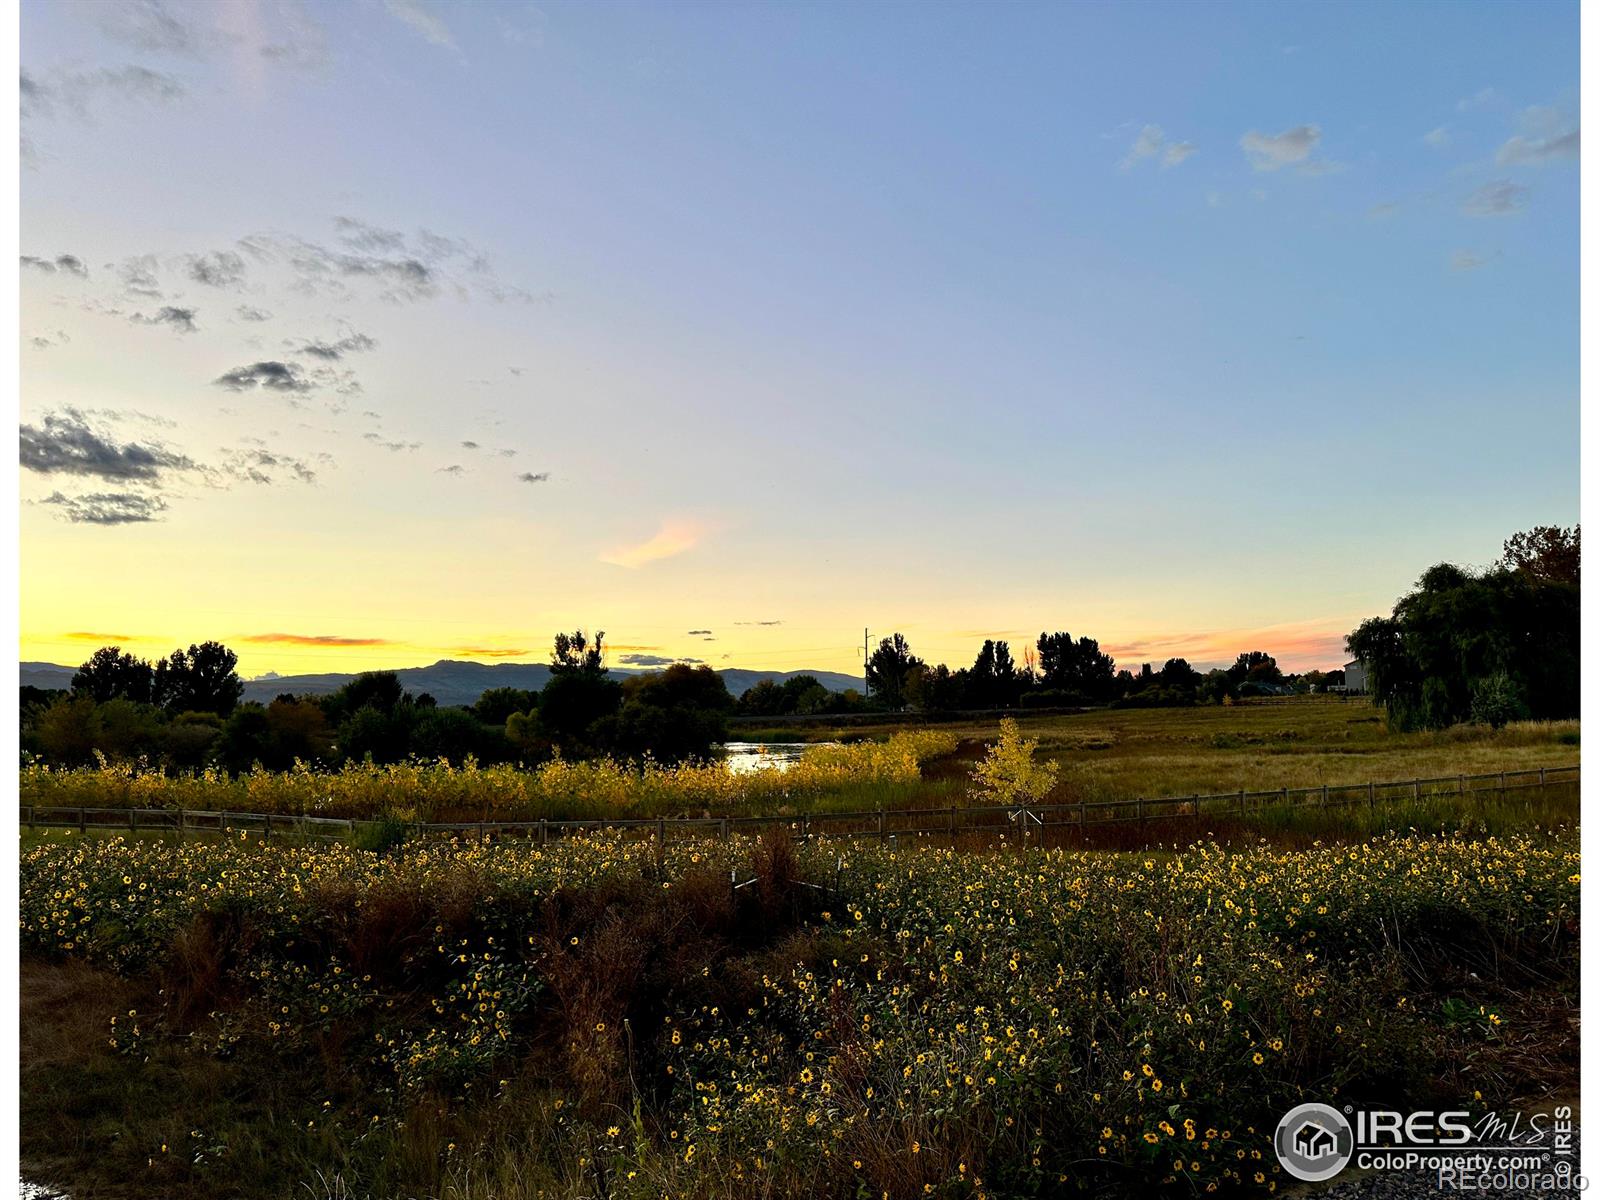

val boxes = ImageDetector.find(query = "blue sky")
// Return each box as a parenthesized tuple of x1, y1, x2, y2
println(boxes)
(19, 0, 1579, 676)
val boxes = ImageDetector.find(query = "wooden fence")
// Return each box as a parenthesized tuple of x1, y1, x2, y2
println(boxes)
(18, 763, 1579, 847)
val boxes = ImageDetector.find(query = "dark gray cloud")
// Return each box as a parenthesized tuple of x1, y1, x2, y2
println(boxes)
(734, 620, 784, 626)
(214, 360, 312, 392)
(1462, 180, 1530, 217)
(517, 471, 550, 483)
(235, 305, 273, 322)
(293, 331, 377, 360)
(39, 490, 167, 525)
(130, 305, 198, 333)
(20, 409, 194, 482)
(187, 250, 247, 287)
(618, 653, 703, 667)
(437, 464, 465, 475)
(687, 629, 712, 636)
(20, 253, 88, 277)
(461, 440, 480, 449)
(497, 448, 517, 457)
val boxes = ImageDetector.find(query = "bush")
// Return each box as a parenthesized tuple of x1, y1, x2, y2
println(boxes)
(1470, 673, 1529, 730)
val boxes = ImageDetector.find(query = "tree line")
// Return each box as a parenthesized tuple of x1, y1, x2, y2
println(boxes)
(1347, 524, 1578, 731)
(20, 631, 740, 772)
(846, 631, 1320, 715)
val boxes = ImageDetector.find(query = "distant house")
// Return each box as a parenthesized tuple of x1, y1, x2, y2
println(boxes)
(1341, 659, 1368, 694)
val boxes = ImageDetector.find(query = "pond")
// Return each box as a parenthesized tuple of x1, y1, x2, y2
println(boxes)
(719, 741, 834, 774)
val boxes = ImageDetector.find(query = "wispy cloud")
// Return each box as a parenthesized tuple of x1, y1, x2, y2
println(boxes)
(383, 0, 457, 49)
(1496, 108, 1579, 166)
(1450, 249, 1493, 272)
(1239, 124, 1320, 172)
(601, 520, 702, 567)
(1462, 179, 1529, 217)
(241, 633, 394, 646)
(1120, 124, 1194, 170)
(64, 630, 136, 641)
(21, 64, 185, 121)
(1423, 126, 1451, 149)
(517, 471, 550, 483)
(449, 646, 532, 658)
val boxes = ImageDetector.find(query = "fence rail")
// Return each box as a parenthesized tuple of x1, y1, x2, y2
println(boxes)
(18, 763, 1580, 846)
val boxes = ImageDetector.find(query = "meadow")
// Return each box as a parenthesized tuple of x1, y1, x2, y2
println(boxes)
(17, 698, 1582, 825)
(20, 824, 1579, 1199)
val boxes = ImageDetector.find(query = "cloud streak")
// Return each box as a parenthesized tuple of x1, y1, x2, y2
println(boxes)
(1462, 180, 1529, 217)
(241, 633, 395, 646)
(38, 490, 167, 524)
(601, 520, 702, 568)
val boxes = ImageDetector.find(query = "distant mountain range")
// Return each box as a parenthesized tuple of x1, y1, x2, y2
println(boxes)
(19, 660, 864, 708)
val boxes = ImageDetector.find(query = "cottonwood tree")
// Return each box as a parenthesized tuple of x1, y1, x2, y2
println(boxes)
(153, 641, 243, 716)
(71, 646, 155, 704)
(866, 633, 923, 709)
(1498, 524, 1579, 587)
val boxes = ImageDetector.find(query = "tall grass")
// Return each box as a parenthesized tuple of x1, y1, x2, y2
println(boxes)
(19, 730, 960, 821)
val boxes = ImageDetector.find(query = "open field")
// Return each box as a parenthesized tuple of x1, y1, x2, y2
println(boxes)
(21, 826, 1579, 1200)
(16, 699, 1582, 825)
(756, 697, 1583, 805)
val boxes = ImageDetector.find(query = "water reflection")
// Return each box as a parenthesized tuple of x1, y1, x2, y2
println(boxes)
(719, 742, 833, 775)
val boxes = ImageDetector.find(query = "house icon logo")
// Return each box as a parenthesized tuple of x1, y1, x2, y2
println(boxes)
(1275, 1102, 1354, 1181)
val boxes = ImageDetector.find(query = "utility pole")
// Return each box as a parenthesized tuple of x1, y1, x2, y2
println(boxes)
(863, 627, 871, 697)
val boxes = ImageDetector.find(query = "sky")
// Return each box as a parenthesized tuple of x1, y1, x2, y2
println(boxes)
(18, 0, 1580, 682)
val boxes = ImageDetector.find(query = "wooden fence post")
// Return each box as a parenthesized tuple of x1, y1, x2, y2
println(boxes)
(655, 816, 666, 878)
(948, 805, 957, 843)
(1367, 781, 1375, 818)
(129, 809, 137, 834)
(1321, 784, 1329, 808)
(1540, 767, 1547, 786)
(1458, 774, 1466, 797)
(878, 808, 887, 844)
(1413, 778, 1420, 803)
(539, 818, 548, 847)
(78, 807, 86, 835)
(1238, 789, 1246, 817)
